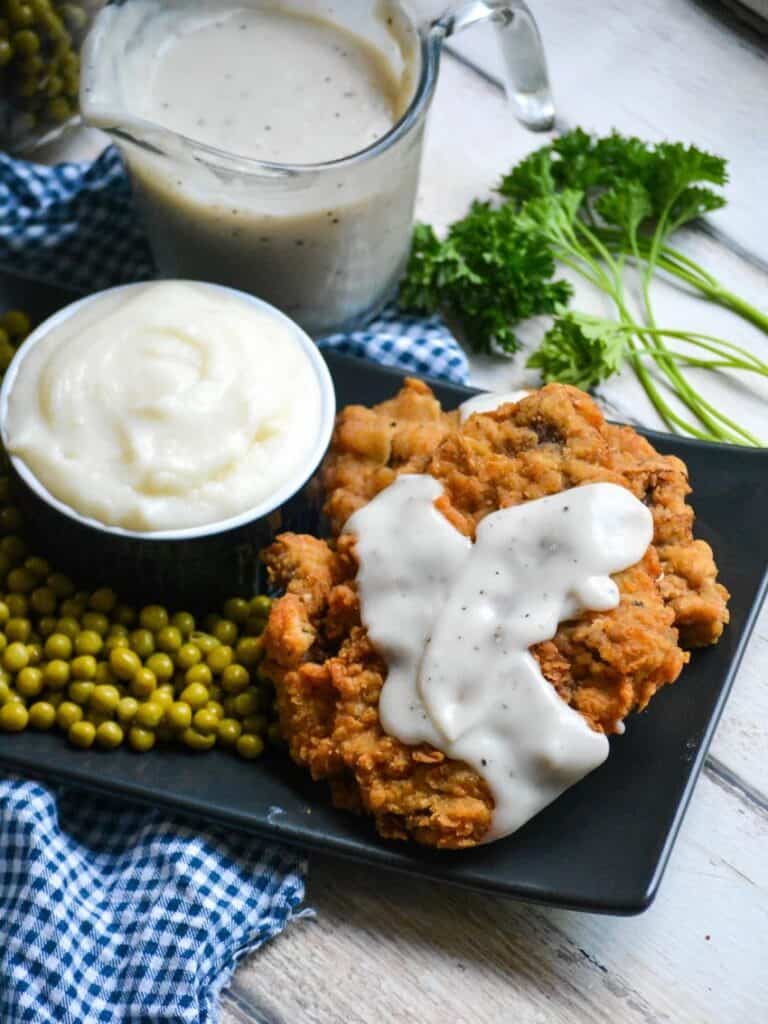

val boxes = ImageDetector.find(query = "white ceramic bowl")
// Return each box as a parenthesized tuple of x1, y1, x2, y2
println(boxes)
(0, 282, 336, 606)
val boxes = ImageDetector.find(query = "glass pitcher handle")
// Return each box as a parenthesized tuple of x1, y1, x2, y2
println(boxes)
(431, 1, 555, 131)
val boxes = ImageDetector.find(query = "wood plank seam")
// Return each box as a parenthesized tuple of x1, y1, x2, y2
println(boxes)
(221, 988, 281, 1024)
(705, 755, 768, 815)
(691, 0, 768, 54)
(441, 49, 768, 277)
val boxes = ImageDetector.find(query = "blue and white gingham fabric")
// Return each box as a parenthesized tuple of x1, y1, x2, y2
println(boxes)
(0, 146, 468, 1022)
(0, 146, 469, 384)
(0, 777, 305, 1024)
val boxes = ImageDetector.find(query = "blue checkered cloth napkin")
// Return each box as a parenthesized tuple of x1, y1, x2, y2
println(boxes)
(1, 778, 305, 1024)
(0, 145, 469, 384)
(0, 145, 469, 1023)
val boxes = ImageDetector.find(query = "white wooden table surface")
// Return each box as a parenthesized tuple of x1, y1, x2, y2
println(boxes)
(5, 2, 767, 1022)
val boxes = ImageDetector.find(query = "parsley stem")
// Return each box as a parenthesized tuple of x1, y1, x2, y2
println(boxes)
(624, 339, 718, 440)
(618, 242, 768, 336)
(659, 245, 719, 287)
(624, 221, 746, 441)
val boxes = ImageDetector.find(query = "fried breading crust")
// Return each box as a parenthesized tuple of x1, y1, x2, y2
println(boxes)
(262, 382, 729, 848)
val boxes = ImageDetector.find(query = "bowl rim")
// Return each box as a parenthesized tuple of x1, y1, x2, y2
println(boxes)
(0, 280, 336, 542)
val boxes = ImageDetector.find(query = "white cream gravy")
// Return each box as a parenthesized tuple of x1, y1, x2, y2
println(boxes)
(347, 476, 654, 841)
(81, 1, 421, 335)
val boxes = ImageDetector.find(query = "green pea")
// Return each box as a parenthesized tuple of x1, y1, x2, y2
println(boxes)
(28, 701, 56, 730)
(128, 726, 155, 752)
(12, 29, 39, 58)
(0, 701, 28, 732)
(24, 556, 49, 578)
(82, 611, 109, 635)
(109, 647, 141, 680)
(116, 697, 139, 725)
(43, 659, 70, 690)
(212, 619, 238, 646)
(185, 663, 212, 688)
(192, 708, 218, 735)
(56, 701, 82, 730)
(236, 637, 263, 667)
(75, 630, 102, 656)
(68, 681, 94, 705)
(59, 3, 88, 31)
(130, 667, 157, 699)
(46, 97, 73, 123)
(236, 734, 264, 759)
(6, 617, 30, 643)
(30, 586, 57, 615)
(91, 684, 120, 713)
(38, 615, 57, 637)
(46, 626, 73, 659)
(232, 690, 261, 718)
(145, 652, 173, 681)
(70, 654, 96, 680)
(47, 573, 74, 598)
(93, 663, 115, 686)
(6, 594, 28, 618)
(250, 595, 272, 618)
(3, 642, 29, 672)
(175, 643, 201, 670)
(207, 645, 234, 675)
(95, 721, 124, 749)
(221, 663, 250, 694)
(170, 611, 195, 636)
(59, 599, 84, 620)
(89, 588, 117, 613)
(8, 1, 35, 28)
(139, 605, 168, 632)
(16, 666, 43, 698)
(151, 687, 174, 711)
(190, 632, 218, 655)
(7, 566, 36, 592)
(166, 701, 192, 731)
(179, 683, 208, 710)
(156, 625, 182, 653)
(134, 701, 164, 729)
(69, 720, 96, 749)
(223, 597, 250, 624)
(54, 617, 79, 640)
(182, 727, 216, 751)
(205, 700, 224, 719)
(129, 628, 154, 659)
(104, 635, 130, 655)
(217, 718, 242, 746)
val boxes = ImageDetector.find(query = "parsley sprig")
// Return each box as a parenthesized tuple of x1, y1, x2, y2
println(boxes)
(499, 129, 767, 335)
(399, 130, 767, 445)
(400, 204, 570, 356)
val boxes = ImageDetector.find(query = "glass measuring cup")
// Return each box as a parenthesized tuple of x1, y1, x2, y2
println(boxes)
(81, 1, 553, 337)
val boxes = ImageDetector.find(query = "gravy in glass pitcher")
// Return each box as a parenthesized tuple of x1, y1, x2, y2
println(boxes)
(82, 1, 422, 335)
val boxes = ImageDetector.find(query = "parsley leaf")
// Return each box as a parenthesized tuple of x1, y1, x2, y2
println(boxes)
(399, 202, 571, 355)
(527, 313, 627, 390)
